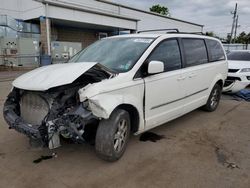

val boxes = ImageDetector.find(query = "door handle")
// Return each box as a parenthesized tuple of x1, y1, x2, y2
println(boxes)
(177, 76, 186, 81)
(188, 73, 197, 78)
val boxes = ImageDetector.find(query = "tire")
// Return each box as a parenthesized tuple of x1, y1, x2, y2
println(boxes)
(95, 109, 131, 162)
(202, 83, 222, 112)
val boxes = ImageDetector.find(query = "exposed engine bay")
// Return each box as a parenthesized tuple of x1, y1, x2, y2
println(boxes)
(3, 64, 115, 149)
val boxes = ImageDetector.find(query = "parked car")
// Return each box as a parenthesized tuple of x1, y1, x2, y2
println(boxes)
(223, 50, 250, 93)
(3, 33, 227, 161)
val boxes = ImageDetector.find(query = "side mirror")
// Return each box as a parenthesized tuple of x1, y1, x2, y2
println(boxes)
(148, 61, 164, 74)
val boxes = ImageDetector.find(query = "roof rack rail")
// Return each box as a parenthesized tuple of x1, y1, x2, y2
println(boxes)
(137, 29, 179, 33)
(174, 32, 205, 35)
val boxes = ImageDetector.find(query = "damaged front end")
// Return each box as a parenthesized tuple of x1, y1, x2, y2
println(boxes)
(3, 64, 114, 149)
(223, 77, 250, 93)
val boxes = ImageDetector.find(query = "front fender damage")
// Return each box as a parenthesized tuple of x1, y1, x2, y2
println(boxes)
(79, 85, 123, 119)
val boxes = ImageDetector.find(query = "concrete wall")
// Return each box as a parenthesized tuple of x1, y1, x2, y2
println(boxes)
(0, 0, 44, 20)
(47, 5, 137, 30)
(0, 0, 21, 18)
(1, 0, 202, 32)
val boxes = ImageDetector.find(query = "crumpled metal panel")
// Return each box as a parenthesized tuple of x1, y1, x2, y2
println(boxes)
(20, 92, 49, 125)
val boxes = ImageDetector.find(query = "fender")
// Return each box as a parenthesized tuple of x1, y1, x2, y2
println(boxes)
(79, 81, 145, 132)
(209, 73, 226, 93)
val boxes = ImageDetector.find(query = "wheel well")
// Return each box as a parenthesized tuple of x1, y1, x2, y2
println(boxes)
(116, 104, 140, 133)
(216, 79, 224, 89)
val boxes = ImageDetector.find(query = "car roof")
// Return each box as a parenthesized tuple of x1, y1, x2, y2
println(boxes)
(109, 33, 220, 41)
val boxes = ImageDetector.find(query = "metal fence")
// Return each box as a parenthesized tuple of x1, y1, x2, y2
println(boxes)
(223, 44, 249, 52)
(0, 54, 40, 67)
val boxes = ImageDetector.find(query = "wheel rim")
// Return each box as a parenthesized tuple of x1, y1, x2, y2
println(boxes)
(114, 119, 128, 152)
(210, 88, 219, 108)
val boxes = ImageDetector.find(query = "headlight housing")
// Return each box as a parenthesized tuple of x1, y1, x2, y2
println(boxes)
(240, 68, 250, 73)
(82, 100, 90, 110)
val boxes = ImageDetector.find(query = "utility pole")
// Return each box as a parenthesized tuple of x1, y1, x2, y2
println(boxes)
(45, 3, 51, 56)
(230, 3, 237, 44)
(234, 15, 239, 42)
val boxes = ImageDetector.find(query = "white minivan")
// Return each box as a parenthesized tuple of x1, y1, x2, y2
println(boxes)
(3, 32, 227, 161)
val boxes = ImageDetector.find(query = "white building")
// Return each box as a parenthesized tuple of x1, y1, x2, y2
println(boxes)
(0, 0, 203, 55)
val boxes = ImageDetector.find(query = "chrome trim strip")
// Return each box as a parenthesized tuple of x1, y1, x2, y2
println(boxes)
(151, 88, 209, 110)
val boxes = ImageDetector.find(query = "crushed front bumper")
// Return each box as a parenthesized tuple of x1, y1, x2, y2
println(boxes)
(3, 88, 45, 140)
(3, 88, 98, 149)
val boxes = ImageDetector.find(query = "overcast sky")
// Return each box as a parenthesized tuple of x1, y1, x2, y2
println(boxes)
(109, 0, 250, 38)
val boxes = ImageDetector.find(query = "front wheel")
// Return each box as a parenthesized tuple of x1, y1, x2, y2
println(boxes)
(95, 109, 131, 161)
(202, 83, 222, 112)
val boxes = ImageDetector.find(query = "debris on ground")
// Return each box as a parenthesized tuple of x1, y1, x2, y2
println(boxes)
(226, 162, 240, 169)
(234, 89, 250, 101)
(223, 89, 250, 102)
(33, 152, 57, 164)
(139, 132, 165, 142)
(214, 147, 240, 169)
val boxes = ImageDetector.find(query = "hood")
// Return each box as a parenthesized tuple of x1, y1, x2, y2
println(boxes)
(13, 62, 97, 91)
(228, 60, 250, 70)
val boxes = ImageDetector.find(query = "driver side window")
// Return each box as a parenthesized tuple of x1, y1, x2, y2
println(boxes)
(148, 39, 182, 72)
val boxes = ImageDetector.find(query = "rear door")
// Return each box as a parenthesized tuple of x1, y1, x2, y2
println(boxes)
(180, 38, 222, 112)
(143, 38, 185, 129)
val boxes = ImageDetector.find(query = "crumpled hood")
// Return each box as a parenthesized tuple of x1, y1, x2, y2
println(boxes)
(13, 62, 97, 91)
(228, 60, 250, 70)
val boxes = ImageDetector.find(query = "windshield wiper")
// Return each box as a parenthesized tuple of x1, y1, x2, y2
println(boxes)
(96, 63, 118, 78)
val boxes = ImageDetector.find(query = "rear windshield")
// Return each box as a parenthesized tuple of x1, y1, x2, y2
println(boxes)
(227, 51, 250, 61)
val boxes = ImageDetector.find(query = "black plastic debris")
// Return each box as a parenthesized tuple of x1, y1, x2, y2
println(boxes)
(227, 162, 240, 169)
(33, 152, 57, 164)
(139, 132, 165, 142)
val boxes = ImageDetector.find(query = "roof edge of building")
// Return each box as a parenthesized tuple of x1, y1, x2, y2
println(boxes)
(35, 0, 140, 22)
(96, 0, 204, 27)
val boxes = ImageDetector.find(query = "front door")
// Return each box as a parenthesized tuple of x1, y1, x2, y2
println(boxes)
(143, 39, 185, 129)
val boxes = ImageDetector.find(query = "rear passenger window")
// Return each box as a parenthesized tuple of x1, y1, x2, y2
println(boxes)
(206, 39, 225, 62)
(148, 39, 182, 72)
(182, 39, 208, 67)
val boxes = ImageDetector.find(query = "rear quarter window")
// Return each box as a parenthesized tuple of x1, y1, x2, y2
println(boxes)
(182, 38, 208, 67)
(206, 39, 225, 62)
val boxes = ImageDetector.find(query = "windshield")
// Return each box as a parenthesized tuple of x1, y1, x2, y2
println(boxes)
(70, 37, 154, 73)
(227, 51, 250, 61)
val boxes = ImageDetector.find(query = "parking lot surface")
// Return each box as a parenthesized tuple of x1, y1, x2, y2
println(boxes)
(0, 73, 250, 188)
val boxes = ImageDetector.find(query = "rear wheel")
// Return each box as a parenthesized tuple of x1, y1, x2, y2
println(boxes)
(95, 109, 131, 161)
(202, 83, 222, 112)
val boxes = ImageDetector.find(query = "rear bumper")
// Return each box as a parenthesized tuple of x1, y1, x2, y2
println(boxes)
(3, 89, 44, 140)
